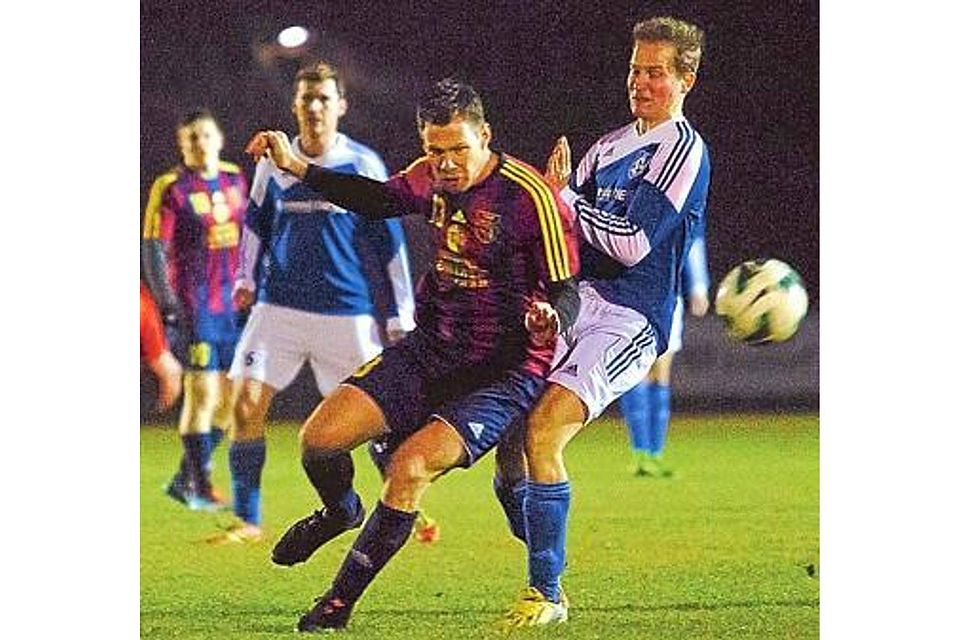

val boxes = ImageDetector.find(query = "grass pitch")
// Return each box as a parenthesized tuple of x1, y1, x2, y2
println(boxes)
(141, 413, 819, 639)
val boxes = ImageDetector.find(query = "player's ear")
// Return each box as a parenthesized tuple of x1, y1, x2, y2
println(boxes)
(338, 97, 348, 118)
(480, 122, 492, 147)
(681, 71, 696, 94)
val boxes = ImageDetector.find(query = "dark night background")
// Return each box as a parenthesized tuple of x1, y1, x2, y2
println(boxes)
(140, 0, 819, 304)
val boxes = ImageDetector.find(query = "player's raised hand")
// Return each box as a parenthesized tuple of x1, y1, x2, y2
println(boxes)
(524, 300, 560, 347)
(544, 135, 571, 191)
(246, 131, 307, 176)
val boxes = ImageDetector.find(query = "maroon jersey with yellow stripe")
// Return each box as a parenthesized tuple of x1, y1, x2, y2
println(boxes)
(142, 161, 247, 337)
(387, 153, 579, 377)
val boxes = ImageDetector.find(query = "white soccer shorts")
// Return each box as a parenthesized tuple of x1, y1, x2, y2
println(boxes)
(228, 302, 384, 395)
(548, 282, 659, 423)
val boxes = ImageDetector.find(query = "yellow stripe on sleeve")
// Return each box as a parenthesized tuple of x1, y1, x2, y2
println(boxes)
(500, 160, 572, 281)
(142, 171, 178, 240)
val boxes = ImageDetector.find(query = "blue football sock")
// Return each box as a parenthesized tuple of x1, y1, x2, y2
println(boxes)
(525, 481, 571, 603)
(620, 382, 652, 453)
(331, 501, 416, 604)
(493, 475, 528, 542)
(181, 433, 212, 492)
(650, 383, 672, 456)
(302, 449, 362, 521)
(229, 439, 266, 525)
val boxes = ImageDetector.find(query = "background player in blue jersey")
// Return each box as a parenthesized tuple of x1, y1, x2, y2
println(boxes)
(621, 224, 710, 478)
(142, 109, 247, 512)
(499, 16, 711, 627)
(249, 78, 580, 631)
(208, 62, 417, 545)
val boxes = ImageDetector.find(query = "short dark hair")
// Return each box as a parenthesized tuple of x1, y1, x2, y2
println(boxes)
(632, 16, 705, 74)
(416, 78, 485, 131)
(294, 60, 346, 98)
(177, 108, 220, 131)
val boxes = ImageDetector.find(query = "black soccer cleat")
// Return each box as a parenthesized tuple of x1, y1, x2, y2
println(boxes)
(297, 592, 355, 632)
(272, 504, 366, 566)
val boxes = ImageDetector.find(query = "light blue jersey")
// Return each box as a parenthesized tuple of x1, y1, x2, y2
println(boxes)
(237, 134, 415, 327)
(562, 117, 710, 353)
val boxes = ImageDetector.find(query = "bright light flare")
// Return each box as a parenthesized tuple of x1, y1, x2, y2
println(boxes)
(277, 26, 309, 48)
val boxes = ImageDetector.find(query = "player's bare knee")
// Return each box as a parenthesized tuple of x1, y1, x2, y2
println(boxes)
(298, 415, 349, 456)
(524, 405, 563, 458)
(382, 452, 432, 511)
(185, 374, 217, 412)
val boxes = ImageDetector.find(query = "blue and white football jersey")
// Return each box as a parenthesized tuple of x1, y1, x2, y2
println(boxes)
(237, 134, 415, 326)
(561, 117, 710, 352)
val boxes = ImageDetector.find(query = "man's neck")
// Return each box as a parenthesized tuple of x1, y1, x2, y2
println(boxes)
(636, 106, 684, 134)
(299, 131, 337, 159)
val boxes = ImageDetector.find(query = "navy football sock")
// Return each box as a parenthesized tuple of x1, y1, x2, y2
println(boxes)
(181, 433, 212, 492)
(209, 426, 225, 452)
(302, 449, 362, 521)
(330, 501, 416, 603)
(493, 475, 528, 542)
(229, 439, 266, 525)
(650, 383, 671, 456)
(525, 481, 571, 603)
(620, 382, 652, 453)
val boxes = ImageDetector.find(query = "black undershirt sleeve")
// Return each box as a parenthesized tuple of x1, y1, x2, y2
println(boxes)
(302, 165, 404, 219)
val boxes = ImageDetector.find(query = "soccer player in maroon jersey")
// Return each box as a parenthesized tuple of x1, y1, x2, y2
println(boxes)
(249, 78, 580, 631)
(142, 110, 248, 511)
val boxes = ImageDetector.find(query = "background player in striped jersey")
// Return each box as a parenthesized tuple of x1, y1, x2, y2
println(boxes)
(209, 62, 417, 545)
(499, 16, 711, 626)
(249, 78, 580, 631)
(142, 109, 248, 511)
(620, 223, 709, 478)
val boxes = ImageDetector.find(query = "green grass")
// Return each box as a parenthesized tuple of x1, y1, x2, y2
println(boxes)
(141, 413, 819, 639)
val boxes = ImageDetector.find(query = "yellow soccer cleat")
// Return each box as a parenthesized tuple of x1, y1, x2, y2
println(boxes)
(497, 586, 569, 628)
(205, 522, 263, 546)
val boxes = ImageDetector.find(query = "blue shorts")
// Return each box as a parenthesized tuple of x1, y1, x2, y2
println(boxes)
(166, 310, 242, 373)
(349, 335, 545, 467)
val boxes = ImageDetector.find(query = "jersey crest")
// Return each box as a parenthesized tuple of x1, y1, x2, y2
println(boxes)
(471, 209, 500, 244)
(628, 144, 659, 179)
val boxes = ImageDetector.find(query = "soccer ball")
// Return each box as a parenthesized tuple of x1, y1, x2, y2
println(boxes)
(714, 258, 808, 344)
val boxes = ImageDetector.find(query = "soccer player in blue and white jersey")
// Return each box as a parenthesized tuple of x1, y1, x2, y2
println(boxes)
(499, 16, 711, 626)
(620, 222, 710, 478)
(209, 62, 416, 545)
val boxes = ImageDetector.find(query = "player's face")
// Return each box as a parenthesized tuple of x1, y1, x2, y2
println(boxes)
(420, 116, 491, 193)
(177, 118, 223, 171)
(293, 78, 347, 140)
(627, 41, 695, 127)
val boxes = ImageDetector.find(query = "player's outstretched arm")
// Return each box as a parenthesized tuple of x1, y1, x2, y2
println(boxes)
(246, 131, 404, 219)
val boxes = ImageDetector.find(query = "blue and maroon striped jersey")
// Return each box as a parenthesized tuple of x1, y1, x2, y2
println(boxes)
(386, 153, 579, 377)
(142, 161, 248, 332)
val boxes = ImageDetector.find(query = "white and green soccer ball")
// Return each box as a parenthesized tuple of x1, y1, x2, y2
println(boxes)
(714, 258, 808, 345)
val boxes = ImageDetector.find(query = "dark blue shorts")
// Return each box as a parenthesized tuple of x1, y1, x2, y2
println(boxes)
(166, 315, 242, 373)
(348, 336, 545, 467)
